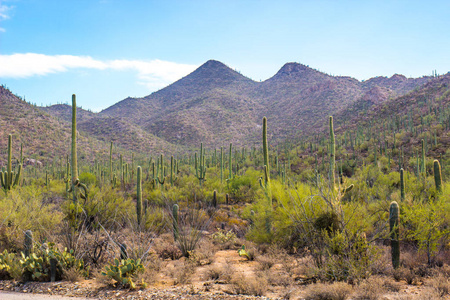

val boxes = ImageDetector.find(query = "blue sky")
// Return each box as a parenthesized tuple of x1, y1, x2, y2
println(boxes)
(0, 0, 449, 111)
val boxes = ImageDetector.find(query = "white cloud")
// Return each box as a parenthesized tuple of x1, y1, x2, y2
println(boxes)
(0, 4, 13, 32)
(0, 53, 198, 91)
(0, 4, 12, 20)
(109, 59, 198, 89)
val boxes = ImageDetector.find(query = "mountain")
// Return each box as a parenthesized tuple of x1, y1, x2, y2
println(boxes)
(101, 60, 431, 147)
(333, 73, 450, 160)
(100, 60, 262, 148)
(7, 59, 434, 156)
(0, 86, 111, 165)
(40, 104, 96, 123)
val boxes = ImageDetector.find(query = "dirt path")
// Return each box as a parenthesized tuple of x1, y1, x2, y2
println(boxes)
(0, 291, 93, 300)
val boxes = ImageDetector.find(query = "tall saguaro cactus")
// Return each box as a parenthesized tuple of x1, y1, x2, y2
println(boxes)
(195, 143, 206, 186)
(433, 159, 442, 193)
(260, 117, 271, 204)
(136, 166, 142, 228)
(172, 204, 179, 241)
(329, 116, 335, 189)
(1, 134, 22, 191)
(68, 94, 87, 203)
(389, 201, 400, 269)
(400, 168, 405, 200)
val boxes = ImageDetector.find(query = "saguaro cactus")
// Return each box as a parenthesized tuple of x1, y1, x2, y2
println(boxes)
(433, 159, 442, 193)
(157, 154, 165, 187)
(68, 94, 88, 203)
(329, 116, 335, 189)
(212, 190, 217, 208)
(0, 134, 22, 191)
(260, 117, 271, 205)
(389, 201, 400, 269)
(172, 204, 179, 241)
(136, 166, 142, 228)
(400, 168, 405, 200)
(195, 143, 206, 186)
(24, 230, 33, 257)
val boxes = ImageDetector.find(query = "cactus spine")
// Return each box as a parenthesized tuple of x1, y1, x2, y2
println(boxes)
(172, 204, 179, 241)
(433, 159, 442, 193)
(136, 166, 142, 228)
(389, 201, 400, 269)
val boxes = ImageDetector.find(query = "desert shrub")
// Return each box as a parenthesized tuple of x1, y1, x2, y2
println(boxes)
(171, 204, 212, 258)
(403, 194, 450, 266)
(0, 187, 64, 252)
(212, 228, 236, 249)
(428, 274, 450, 298)
(79, 172, 97, 187)
(187, 239, 215, 266)
(204, 262, 233, 282)
(276, 178, 379, 282)
(303, 282, 352, 300)
(170, 260, 196, 285)
(354, 276, 386, 300)
(62, 186, 133, 232)
(230, 272, 267, 296)
(153, 233, 182, 260)
(226, 174, 257, 202)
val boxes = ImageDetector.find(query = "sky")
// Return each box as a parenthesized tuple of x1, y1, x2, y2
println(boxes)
(0, 0, 449, 112)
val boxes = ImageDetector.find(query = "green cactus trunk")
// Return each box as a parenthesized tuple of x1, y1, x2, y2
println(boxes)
(24, 230, 33, 257)
(389, 201, 400, 269)
(172, 204, 179, 241)
(329, 116, 335, 190)
(110, 141, 113, 183)
(220, 146, 223, 184)
(136, 166, 142, 228)
(400, 168, 405, 201)
(71, 95, 78, 203)
(212, 190, 217, 208)
(433, 159, 442, 193)
(229, 143, 233, 180)
(1, 134, 22, 191)
(170, 156, 174, 186)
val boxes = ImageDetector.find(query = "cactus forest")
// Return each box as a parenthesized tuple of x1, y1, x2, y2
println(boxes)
(0, 83, 448, 299)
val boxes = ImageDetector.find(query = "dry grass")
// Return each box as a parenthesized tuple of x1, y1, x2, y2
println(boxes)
(203, 262, 234, 282)
(188, 239, 216, 266)
(264, 269, 293, 287)
(428, 274, 450, 298)
(353, 276, 386, 300)
(170, 260, 196, 285)
(230, 272, 268, 296)
(393, 266, 419, 284)
(256, 253, 277, 270)
(303, 282, 353, 300)
(94, 268, 112, 286)
(153, 233, 182, 260)
(62, 267, 83, 282)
